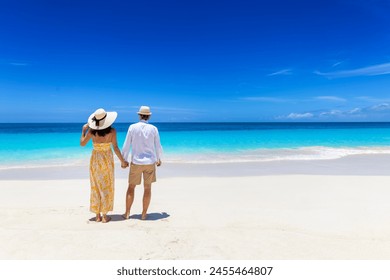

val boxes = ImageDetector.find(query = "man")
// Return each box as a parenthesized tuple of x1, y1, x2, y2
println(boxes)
(122, 106, 163, 220)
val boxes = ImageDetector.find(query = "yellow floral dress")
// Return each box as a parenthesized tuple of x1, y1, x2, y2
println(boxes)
(89, 142, 114, 214)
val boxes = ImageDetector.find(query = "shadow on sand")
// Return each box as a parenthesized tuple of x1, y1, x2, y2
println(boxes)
(89, 212, 170, 223)
(130, 212, 170, 221)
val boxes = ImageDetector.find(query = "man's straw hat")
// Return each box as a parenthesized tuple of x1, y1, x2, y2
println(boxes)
(137, 106, 152, 115)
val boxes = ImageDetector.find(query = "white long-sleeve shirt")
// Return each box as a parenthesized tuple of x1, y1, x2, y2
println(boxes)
(122, 120, 163, 165)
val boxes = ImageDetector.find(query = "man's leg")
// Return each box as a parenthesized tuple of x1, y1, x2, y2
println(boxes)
(142, 183, 152, 220)
(123, 184, 136, 219)
(124, 163, 142, 220)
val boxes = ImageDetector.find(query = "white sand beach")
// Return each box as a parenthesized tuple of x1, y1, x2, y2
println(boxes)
(1, 155, 390, 259)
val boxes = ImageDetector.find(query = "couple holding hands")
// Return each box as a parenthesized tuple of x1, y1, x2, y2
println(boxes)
(80, 106, 163, 223)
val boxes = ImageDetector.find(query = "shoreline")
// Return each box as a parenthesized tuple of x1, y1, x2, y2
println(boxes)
(2, 144, 390, 171)
(1, 154, 390, 180)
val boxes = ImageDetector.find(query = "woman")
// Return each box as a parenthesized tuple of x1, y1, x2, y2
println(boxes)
(80, 108, 128, 223)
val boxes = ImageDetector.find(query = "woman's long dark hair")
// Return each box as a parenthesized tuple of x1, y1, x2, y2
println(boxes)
(91, 126, 112, 137)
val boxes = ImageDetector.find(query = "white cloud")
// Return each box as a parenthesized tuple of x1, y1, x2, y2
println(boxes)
(368, 103, 390, 112)
(286, 113, 314, 119)
(332, 61, 344, 67)
(349, 108, 361, 114)
(315, 62, 390, 78)
(320, 104, 390, 116)
(315, 96, 346, 102)
(267, 69, 292, 76)
(319, 110, 343, 117)
(281, 103, 390, 121)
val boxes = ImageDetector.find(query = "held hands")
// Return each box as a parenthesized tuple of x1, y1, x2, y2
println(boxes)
(121, 161, 129, 169)
(120, 161, 158, 168)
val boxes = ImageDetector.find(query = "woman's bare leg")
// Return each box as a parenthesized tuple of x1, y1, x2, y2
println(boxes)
(102, 213, 111, 223)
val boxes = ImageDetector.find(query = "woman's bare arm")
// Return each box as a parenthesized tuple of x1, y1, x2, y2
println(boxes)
(80, 123, 92, 146)
(111, 128, 128, 168)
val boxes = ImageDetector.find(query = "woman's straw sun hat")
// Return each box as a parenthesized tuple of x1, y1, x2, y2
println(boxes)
(88, 108, 117, 130)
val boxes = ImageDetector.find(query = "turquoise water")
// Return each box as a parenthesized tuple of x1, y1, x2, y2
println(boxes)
(1, 122, 390, 167)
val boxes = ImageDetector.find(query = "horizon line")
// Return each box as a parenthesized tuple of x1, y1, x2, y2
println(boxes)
(1, 121, 390, 124)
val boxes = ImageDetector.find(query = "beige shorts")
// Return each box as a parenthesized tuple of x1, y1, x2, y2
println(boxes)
(128, 163, 156, 185)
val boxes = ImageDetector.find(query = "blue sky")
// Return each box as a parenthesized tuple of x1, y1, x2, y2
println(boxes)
(1, 0, 390, 122)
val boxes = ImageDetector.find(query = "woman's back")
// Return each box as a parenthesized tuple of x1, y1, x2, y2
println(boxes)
(91, 127, 115, 144)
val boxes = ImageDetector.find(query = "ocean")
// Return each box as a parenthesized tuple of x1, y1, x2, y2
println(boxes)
(1, 122, 390, 168)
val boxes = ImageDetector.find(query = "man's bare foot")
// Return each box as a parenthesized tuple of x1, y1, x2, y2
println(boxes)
(141, 213, 147, 220)
(122, 213, 130, 220)
(102, 215, 111, 223)
(96, 214, 102, 222)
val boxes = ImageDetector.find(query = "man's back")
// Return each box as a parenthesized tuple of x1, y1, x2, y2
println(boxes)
(131, 121, 156, 139)
(122, 120, 163, 165)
